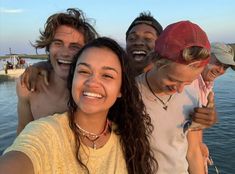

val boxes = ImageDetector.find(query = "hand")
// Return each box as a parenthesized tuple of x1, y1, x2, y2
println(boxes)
(200, 143, 209, 159)
(20, 66, 49, 91)
(200, 142, 211, 174)
(191, 92, 218, 128)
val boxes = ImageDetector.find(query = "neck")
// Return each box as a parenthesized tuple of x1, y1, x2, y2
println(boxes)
(74, 110, 109, 135)
(146, 70, 165, 96)
(49, 71, 68, 91)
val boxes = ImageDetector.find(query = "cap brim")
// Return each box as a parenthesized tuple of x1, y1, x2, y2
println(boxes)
(231, 65, 235, 71)
(215, 54, 235, 66)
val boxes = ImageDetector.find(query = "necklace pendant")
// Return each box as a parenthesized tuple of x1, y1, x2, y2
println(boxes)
(163, 106, 168, 110)
(93, 143, 97, 149)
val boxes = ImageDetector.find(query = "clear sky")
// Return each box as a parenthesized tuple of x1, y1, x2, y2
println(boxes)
(0, 0, 235, 56)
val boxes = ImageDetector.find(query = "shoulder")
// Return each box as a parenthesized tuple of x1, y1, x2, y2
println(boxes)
(22, 112, 69, 136)
(135, 73, 145, 84)
(135, 73, 146, 91)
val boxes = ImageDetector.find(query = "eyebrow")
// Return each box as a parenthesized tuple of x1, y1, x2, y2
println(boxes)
(77, 63, 119, 74)
(129, 31, 156, 37)
(52, 39, 83, 47)
(52, 39, 62, 42)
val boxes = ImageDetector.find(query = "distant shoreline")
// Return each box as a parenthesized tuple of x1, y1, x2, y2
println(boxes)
(0, 54, 48, 60)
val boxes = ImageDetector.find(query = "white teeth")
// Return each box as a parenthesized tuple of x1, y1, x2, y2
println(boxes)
(83, 92, 102, 99)
(57, 59, 72, 64)
(132, 50, 147, 55)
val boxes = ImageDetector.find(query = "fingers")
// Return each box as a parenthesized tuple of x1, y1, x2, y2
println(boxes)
(20, 67, 32, 90)
(191, 107, 218, 128)
(206, 91, 214, 108)
(40, 70, 49, 86)
(192, 118, 214, 128)
(200, 143, 209, 157)
(28, 66, 41, 92)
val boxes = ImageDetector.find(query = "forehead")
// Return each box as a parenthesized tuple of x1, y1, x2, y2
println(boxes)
(164, 62, 204, 82)
(128, 24, 157, 36)
(77, 47, 122, 70)
(210, 54, 223, 64)
(54, 25, 85, 44)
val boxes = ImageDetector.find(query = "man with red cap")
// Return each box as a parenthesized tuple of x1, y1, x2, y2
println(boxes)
(137, 20, 217, 173)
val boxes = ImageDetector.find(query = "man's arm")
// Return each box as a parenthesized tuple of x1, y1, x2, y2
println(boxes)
(16, 78, 34, 135)
(0, 151, 34, 174)
(187, 130, 205, 174)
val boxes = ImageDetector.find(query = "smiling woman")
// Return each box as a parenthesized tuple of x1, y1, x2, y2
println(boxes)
(0, 37, 158, 174)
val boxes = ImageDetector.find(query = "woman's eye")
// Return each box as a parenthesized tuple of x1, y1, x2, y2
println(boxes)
(78, 70, 90, 75)
(103, 74, 114, 79)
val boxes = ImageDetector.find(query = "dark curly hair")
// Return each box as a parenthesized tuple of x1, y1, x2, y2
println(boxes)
(33, 8, 99, 52)
(67, 37, 158, 174)
(126, 11, 163, 39)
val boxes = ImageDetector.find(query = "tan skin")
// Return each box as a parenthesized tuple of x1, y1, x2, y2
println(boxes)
(0, 46, 123, 174)
(72, 47, 122, 148)
(202, 54, 228, 82)
(17, 25, 85, 134)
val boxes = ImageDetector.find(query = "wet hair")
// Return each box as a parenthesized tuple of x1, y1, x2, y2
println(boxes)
(33, 8, 99, 52)
(126, 11, 163, 39)
(67, 37, 158, 174)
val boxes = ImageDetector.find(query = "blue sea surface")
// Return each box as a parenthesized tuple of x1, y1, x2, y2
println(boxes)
(0, 64, 234, 174)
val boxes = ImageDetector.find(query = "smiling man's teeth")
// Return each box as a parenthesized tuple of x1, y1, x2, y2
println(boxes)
(132, 50, 147, 55)
(83, 92, 102, 99)
(58, 59, 72, 64)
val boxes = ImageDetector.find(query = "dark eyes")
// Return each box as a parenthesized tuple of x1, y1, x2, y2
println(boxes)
(127, 35, 155, 43)
(70, 45, 81, 51)
(51, 41, 81, 52)
(102, 74, 114, 79)
(78, 70, 114, 79)
(78, 70, 90, 75)
(52, 41, 63, 46)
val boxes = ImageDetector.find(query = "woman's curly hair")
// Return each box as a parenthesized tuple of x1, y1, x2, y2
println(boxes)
(33, 8, 98, 52)
(67, 37, 158, 174)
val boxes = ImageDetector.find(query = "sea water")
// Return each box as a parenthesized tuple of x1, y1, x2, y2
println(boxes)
(0, 65, 234, 174)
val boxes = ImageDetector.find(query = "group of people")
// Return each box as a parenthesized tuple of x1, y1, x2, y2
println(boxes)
(0, 8, 234, 174)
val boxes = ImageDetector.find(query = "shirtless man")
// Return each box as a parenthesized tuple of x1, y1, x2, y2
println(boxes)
(16, 8, 98, 134)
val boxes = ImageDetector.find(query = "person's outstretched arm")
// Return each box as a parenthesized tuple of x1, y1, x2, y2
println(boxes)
(0, 151, 34, 174)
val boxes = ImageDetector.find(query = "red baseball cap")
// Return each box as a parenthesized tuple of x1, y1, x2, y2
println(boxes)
(155, 21, 210, 66)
